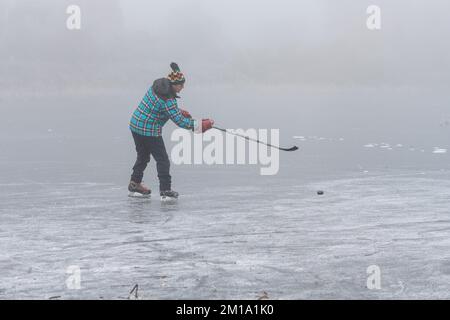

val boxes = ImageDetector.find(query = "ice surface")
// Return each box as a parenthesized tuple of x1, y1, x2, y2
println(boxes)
(1, 169, 450, 299)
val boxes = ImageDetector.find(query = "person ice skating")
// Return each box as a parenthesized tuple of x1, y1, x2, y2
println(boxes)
(128, 63, 214, 200)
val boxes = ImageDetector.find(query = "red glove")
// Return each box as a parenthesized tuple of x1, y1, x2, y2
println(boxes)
(180, 109, 192, 118)
(202, 119, 214, 133)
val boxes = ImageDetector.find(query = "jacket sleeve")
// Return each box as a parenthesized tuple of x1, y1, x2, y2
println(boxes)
(162, 98, 196, 130)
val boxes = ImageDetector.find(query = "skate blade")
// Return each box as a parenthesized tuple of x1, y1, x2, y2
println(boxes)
(160, 196, 178, 203)
(128, 192, 151, 199)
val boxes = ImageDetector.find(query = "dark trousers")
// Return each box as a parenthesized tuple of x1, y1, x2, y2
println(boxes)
(131, 131, 171, 191)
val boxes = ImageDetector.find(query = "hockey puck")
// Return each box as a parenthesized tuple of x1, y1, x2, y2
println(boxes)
(317, 190, 324, 195)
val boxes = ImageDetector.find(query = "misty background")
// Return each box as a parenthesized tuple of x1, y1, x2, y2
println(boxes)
(0, 0, 449, 184)
(1, 0, 450, 89)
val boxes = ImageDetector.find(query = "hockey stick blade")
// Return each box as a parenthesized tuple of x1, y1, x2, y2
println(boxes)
(279, 146, 299, 152)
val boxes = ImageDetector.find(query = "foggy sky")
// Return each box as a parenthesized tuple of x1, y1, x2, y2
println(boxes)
(0, 0, 449, 182)
(1, 0, 450, 93)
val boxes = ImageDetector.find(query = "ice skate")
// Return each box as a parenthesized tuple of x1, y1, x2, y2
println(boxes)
(128, 181, 151, 198)
(160, 190, 179, 202)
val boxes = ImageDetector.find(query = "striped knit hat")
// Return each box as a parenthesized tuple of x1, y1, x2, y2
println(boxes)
(167, 62, 186, 85)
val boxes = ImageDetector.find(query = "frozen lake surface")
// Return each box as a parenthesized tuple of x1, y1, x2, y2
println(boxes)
(0, 92, 449, 299)
(1, 167, 450, 299)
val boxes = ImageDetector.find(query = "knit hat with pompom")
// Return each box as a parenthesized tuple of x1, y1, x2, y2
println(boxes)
(167, 62, 186, 85)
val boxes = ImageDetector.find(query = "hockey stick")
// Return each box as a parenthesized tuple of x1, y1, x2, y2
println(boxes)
(213, 126, 299, 152)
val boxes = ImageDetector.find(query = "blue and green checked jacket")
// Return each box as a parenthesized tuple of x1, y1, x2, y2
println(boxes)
(129, 78, 195, 136)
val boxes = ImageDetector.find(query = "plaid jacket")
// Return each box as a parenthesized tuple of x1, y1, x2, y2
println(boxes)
(129, 79, 195, 136)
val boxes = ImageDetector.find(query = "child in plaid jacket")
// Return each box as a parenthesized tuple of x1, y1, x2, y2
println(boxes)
(128, 63, 214, 199)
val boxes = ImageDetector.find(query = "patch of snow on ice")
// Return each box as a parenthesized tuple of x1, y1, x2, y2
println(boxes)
(433, 148, 447, 154)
